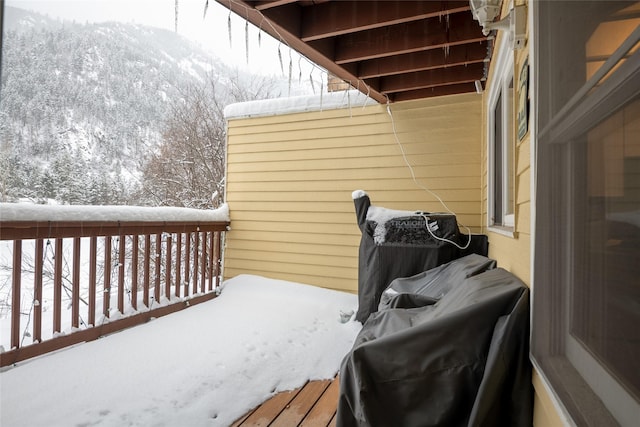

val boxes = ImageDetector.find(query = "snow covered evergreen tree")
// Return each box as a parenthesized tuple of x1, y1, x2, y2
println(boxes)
(1, 6, 296, 207)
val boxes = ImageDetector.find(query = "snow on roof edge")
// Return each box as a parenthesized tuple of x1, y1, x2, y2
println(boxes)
(224, 89, 377, 119)
(0, 202, 230, 223)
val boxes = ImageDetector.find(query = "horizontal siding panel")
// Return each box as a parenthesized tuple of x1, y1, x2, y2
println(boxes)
(225, 258, 357, 281)
(227, 153, 481, 172)
(517, 138, 531, 175)
(227, 135, 479, 154)
(226, 105, 385, 130)
(227, 178, 481, 193)
(223, 267, 357, 293)
(226, 239, 358, 258)
(228, 143, 480, 162)
(228, 122, 391, 143)
(229, 200, 481, 215)
(227, 168, 481, 182)
(230, 210, 357, 224)
(227, 229, 358, 246)
(517, 201, 531, 235)
(226, 189, 482, 203)
(227, 248, 357, 269)
(516, 168, 531, 204)
(229, 219, 359, 235)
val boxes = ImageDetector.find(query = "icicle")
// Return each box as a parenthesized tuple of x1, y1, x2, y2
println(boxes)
(245, 20, 249, 64)
(309, 72, 316, 94)
(174, 0, 179, 32)
(298, 56, 302, 83)
(288, 50, 293, 96)
(348, 89, 352, 118)
(203, 0, 209, 19)
(228, 11, 232, 47)
(446, 14, 450, 30)
(320, 76, 324, 112)
(258, 21, 262, 47)
(278, 44, 284, 75)
(363, 84, 371, 109)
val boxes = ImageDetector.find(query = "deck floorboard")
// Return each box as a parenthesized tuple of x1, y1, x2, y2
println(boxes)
(232, 377, 339, 427)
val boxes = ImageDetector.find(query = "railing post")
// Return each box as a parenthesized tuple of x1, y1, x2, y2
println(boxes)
(193, 231, 199, 295)
(72, 237, 81, 328)
(208, 232, 215, 291)
(175, 233, 182, 298)
(11, 240, 22, 349)
(184, 233, 191, 297)
(144, 234, 151, 308)
(215, 231, 222, 289)
(118, 234, 125, 314)
(154, 233, 161, 304)
(53, 238, 63, 333)
(165, 233, 172, 300)
(103, 236, 112, 319)
(200, 232, 206, 294)
(88, 236, 97, 326)
(131, 235, 139, 310)
(33, 239, 43, 342)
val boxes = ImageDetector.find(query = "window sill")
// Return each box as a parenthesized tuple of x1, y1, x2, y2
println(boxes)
(487, 225, 516, 238)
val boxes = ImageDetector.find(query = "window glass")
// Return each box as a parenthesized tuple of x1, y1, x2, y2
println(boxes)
(571, 96, 640, 400)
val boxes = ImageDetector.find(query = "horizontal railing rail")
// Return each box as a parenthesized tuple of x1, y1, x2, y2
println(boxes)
(0, 217, 229, 367)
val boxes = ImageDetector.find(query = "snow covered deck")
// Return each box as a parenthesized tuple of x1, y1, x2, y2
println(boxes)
(0, 275, 360, 426)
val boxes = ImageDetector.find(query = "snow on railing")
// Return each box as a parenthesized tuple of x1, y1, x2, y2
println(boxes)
(0, 203, 230, 367)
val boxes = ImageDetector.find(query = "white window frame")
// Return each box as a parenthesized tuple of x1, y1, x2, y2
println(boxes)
(487, 38, 515, 233)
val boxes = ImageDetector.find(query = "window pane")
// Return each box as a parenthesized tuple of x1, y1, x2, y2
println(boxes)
(538, 1, 640, 131)
(571, 95, 640, 400)
(506, 76, 515, 218)
(494, 92, 503, 224)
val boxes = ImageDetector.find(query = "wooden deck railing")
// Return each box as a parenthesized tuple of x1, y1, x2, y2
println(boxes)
(0, 217, 229, 367)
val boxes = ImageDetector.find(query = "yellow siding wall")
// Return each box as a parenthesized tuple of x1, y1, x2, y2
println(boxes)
(225, 93, 482, 293)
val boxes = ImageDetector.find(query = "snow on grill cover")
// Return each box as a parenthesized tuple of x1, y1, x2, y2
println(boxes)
(351, 191, 488, 323)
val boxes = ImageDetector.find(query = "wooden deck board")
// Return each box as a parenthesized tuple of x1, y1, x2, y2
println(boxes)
(233, 377, 340, 427)
(299, 378, 340, 427)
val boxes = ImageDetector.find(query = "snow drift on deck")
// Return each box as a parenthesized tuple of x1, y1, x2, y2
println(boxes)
(0, 275, 361, 427)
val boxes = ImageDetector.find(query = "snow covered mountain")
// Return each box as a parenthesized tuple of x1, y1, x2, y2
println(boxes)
(0, 7, 292, 206)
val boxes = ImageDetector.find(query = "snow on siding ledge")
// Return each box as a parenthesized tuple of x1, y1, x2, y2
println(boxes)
(0, 202, 230, 222)
(224, 89, 376, 119)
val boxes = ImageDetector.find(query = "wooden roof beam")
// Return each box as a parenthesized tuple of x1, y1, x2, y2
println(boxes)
(358, 42, 488, 79)
(252, 0, 300, 11)
(391, 82, 478, 102)
(300, 1, 470, 41)
(380, 62, 485, 93)
(334, 12, 486, 64)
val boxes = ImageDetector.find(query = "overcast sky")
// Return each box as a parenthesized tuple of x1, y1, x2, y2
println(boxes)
(6, 0, 321, 79)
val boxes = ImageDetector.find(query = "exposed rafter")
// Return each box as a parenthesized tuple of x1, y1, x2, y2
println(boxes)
(216, 0, 492, 103)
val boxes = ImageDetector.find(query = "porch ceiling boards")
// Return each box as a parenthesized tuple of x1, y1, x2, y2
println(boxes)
(216, 0, 492, 103)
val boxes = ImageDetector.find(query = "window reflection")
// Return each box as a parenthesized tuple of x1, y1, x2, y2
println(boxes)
(572, 96, 640, 400)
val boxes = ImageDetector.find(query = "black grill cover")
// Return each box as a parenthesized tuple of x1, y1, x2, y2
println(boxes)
(337, 257, 533, 427)
(354, 193, 479, 323)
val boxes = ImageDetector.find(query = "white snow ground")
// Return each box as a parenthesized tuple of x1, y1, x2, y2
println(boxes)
(0, 275, 361, 427)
